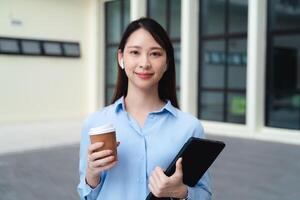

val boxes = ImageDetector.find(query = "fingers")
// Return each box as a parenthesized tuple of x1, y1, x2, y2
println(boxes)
(149, 167, 162, 184)
(89, 149, 113, 161)
(149, 174, 163, 197)
(155, 167, 168, 183)
(100, 161, 117, 171)
(88, 142, 104, 154)
(87, 143, 116, 170)
(148, 166, 169, 197)
(148, 180, 161, 197)
(92, 155, 115, 168)
(149, 168, 162, 188)
(148, 181, 156, 194)
(148, 162, 185, 197)
(87, 151, 117, 176)
(91, 160, 118, 176)
(148, 175, 159, 195)
(86, 142, 119, 183)
(174, 157, 183, 176)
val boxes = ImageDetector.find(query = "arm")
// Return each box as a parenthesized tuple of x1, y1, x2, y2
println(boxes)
(186, 171, 212, 200)
(148, 158, 212, 200)
(186, 120, 212, 199)
(77, 119, 116, 200)
(77, 119, 103, 200)
(148, 118, 212, 199)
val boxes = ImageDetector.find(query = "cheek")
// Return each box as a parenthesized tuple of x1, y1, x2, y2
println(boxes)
(156, 67, 167, 80)
(124, 66, 136, 79)
(163, 65, 167, 72)
(161, 64, 168, 74)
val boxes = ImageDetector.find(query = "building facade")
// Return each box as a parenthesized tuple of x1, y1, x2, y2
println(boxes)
(101, 0, 300, 144)
(1, 0, 300, 144)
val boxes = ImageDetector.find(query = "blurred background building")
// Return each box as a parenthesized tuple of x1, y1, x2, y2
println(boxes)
(1, 0, 300, 146)
(1, 1, 300, 199)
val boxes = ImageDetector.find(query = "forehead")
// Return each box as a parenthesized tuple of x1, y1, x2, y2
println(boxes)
(125, 28, 162, 49)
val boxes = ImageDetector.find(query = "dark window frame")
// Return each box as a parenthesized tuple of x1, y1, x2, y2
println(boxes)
(198, 0, 248, 123)
(265, 0, 300, 129)
(20, 39, 42, 55)
(104, 0, 129, 105)
(147, 0, 181, 92)
(0, 36, 80, 58)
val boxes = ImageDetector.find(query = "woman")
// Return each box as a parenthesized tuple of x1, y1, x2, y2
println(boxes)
(77, 17, 211, 200)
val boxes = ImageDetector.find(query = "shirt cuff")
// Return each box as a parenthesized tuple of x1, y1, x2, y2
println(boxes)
(83, 182, 102, 200)
(187, 186, 212, 200)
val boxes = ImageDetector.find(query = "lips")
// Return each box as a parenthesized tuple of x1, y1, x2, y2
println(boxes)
(135, 72, 154, 79)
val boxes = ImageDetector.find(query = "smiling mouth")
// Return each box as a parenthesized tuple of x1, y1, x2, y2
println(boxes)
(135, 72, 154, 79)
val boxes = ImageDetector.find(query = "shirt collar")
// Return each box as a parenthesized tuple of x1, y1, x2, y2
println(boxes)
(114, 96, 177, 117)
(114, 96, 126, 113)
(160, 100, 177, 117)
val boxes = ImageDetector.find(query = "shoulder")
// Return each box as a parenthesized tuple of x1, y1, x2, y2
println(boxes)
(83, 104, 116, 129)
(174, 108, 202, 127)
(174, 108, 205, 137)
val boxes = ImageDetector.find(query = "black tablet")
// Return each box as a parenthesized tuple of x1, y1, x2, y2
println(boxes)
(146, 137, 225, 200)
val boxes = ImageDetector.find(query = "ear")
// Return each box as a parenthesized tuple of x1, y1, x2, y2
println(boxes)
(164, 63, 168, 72)
(118, 50, 124, 69)
(120, 58, 124, 69)
(164, 60, 169, 72)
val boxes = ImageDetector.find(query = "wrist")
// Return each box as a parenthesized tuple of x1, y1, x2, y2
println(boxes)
(85, 171, 101, 188)
(177, 184, 188, 199)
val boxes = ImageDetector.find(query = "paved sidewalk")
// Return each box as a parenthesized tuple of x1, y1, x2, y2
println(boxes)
(209, 135, 300, 200)
(0, 119, 300, 200)
(0, 119, 82, 154)
(0, 135, 299, 200)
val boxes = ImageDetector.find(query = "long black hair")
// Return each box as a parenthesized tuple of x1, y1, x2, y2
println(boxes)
(111, 17, 179, 108)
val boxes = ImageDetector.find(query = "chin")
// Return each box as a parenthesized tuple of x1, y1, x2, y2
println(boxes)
(130, 80, 158, 91)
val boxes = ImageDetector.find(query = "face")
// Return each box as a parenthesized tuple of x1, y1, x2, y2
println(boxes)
(118, 28, 167, 91)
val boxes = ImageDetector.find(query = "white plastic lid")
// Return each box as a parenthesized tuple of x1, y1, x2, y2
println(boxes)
(89, 124, 115, 135)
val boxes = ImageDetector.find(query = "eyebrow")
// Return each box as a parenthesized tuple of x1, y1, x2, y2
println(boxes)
(127, 45, 163, 50)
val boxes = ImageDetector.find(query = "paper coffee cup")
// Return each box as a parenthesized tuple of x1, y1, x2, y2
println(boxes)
(89, 124, 117, 161)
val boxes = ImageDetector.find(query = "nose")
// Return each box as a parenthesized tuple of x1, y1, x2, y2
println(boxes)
(139, 54, 151, 69)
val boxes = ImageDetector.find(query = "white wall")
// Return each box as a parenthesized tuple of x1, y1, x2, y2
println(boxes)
(0, 0, 90, 123)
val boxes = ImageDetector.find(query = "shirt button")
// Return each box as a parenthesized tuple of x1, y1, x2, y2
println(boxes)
(149, 115, 154, 119)
(138, 178, 144, 183)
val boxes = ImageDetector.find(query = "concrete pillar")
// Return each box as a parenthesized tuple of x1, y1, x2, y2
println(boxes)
(246, 0, 267, 132)
(181, 0, 199, 116)
(87, 0, 102, 112)
(130, 0, 147, 20)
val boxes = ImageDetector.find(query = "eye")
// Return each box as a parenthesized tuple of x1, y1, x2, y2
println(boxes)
(129, 50, 139, 55)
(150, 51, 162, 57)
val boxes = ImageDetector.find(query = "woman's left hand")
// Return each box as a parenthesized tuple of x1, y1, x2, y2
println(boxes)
(148, 157, 188, 198)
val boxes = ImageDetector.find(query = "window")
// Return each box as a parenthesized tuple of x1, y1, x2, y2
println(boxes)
(198, 0, 248, 124)
(147, 0, 181, 101)
(0, 37, 80, 57)
(21, 40, 41, 55)
(266, 0, 300, 130)
(0, 38, 20, 54)
(62, 43, 81, 57)
(105, 0, 130, 105)
(43, 42, 62, 56)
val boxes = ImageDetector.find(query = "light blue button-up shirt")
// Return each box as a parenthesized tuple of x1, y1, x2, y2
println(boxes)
(77, 97, 212, 200)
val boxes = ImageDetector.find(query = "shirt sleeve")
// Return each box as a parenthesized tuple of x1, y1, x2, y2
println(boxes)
(187, 120, 212, 200)
(77, 117, 106, 199)
(187, 171, 212, 200)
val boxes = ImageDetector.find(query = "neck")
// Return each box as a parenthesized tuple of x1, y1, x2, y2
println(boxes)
(125, 84, 165, 113)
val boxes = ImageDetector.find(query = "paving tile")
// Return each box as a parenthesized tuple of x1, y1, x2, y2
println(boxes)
(0, 136, 299, 199)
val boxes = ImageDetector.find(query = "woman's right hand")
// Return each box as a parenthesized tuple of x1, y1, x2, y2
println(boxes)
(85, 142, 117, 188)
